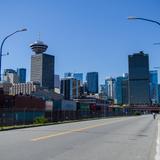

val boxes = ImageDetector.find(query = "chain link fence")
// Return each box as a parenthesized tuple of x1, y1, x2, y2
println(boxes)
(0, 107, 134, 128)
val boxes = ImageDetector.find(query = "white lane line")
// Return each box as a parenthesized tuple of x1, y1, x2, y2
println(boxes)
(155, 118, 160, 160)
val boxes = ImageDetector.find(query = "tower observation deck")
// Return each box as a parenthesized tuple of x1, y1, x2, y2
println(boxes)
(30, 41, 48, 54)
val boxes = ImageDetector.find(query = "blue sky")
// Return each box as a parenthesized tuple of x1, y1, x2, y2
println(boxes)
(0, 0, 160, 84)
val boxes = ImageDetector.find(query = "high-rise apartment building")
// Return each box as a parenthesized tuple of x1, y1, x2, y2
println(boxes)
(30, 41, 54, 89)
(17, 68, 26, 83)
(128, 51, 150, 105)
(105, 77, 115, 100)
(3, 69, 19, 84)
(86, 72, 98, 94)
(60, 78, 80, 100)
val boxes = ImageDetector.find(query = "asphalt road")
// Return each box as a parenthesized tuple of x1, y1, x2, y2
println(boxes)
(0, 115, 159, 160)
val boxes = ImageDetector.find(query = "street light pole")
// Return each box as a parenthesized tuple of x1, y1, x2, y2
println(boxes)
(0, 28, 27, 81)
(128, 17, 160, 48)
(128, 16, 160, 26)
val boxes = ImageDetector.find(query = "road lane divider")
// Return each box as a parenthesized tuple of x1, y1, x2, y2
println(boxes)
(31, 117, 127, 142)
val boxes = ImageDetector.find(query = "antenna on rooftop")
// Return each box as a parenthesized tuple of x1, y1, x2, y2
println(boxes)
(38, 32, 41, 41)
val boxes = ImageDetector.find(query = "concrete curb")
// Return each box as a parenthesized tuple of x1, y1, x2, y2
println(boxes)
(0, 117, 109, 131)
(0, 115, 134, 132)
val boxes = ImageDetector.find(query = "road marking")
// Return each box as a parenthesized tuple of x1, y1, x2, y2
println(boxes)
(31, 118, 125, 142)
(155, 118, 160, 160)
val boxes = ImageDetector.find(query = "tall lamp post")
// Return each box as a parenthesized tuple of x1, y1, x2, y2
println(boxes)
(0, 28, 27, 81)
(128, 16, 160, 26)
(128, 17, 160, 46)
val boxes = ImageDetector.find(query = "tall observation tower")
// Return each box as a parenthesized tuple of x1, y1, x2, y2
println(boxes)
(30, 40, 54, 89)
(30, 40, 48, 54)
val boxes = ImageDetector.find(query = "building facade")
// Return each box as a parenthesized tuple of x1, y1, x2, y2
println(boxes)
(0, 82, 12, 94)
(128, 51, 150, 105)
(122, 78, 129, 105)
(99, 84, 108, 100)
(54, 75, 60, 89)
(114, 77, 123, 104)
(114, 75, 129, 105)
(86, 72, 98, 94)
(54, 74, 60, 93)
(9, 82, 40, 95)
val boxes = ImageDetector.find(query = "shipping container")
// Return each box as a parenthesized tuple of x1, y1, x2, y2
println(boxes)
(14, 95, 45, 110)
(0, 110, 45, 125)
(76, 103, 90, 118)
(61, 100, 76, 111)
(53, 100, 76, 111)
(14, 111, 45, 123)
(77, 103, 90, 111)
(53, 100, 61, 111)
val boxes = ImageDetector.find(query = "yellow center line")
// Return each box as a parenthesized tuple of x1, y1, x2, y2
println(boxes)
(31, 118, 126, 142)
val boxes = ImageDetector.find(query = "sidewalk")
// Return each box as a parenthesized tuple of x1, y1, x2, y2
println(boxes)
(155, 115, 160, 160)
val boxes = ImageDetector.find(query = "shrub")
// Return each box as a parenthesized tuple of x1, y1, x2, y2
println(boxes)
(34, 116, 48, 124)
(134, 111, 141, 116)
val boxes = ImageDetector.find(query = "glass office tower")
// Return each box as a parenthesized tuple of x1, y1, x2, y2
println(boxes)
(128, 51, 150, 105)
(86, 72, 98, 94)
(17, 68, 26, 83)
